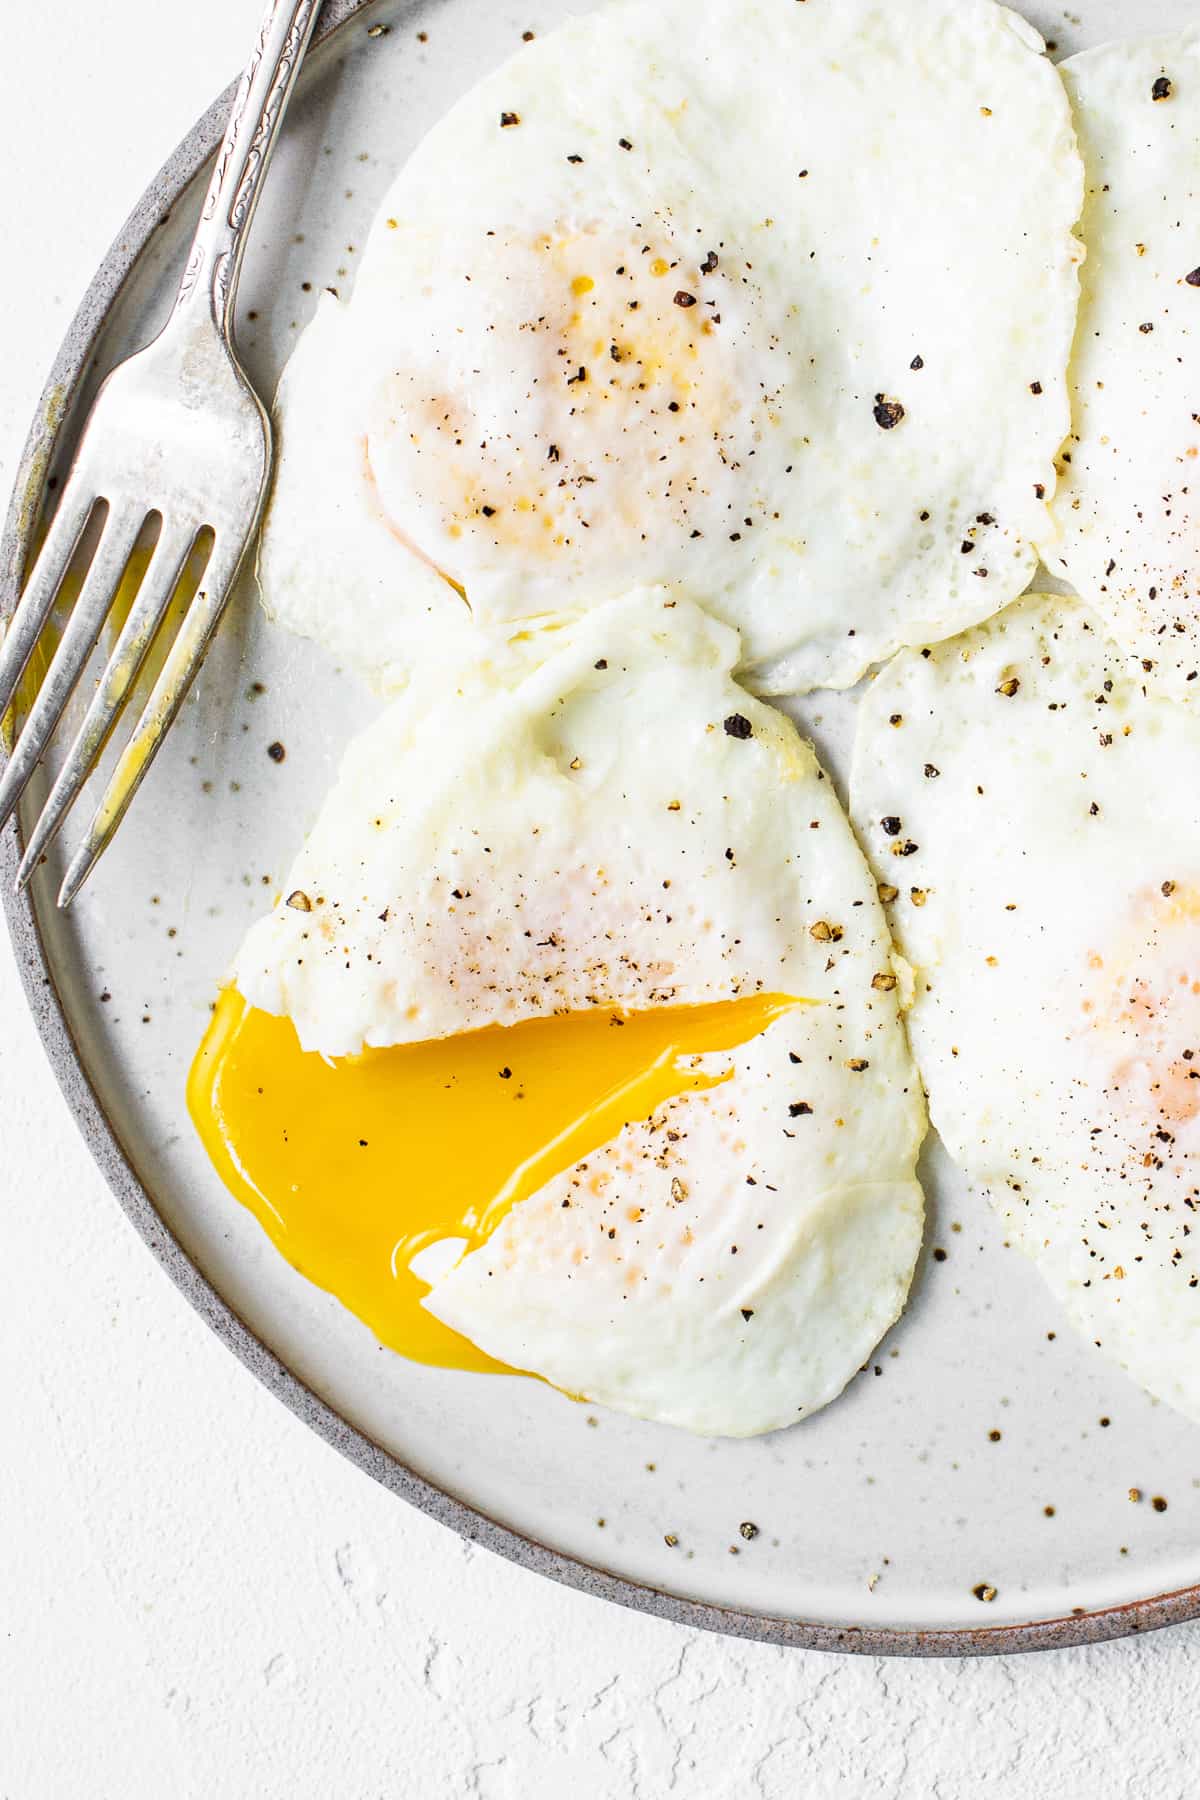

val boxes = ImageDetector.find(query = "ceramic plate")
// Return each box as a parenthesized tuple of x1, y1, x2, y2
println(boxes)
(6, 0, 1200, 1656)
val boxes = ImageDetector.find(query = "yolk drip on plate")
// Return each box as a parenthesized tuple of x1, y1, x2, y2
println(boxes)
(189, 989, 803, 1374)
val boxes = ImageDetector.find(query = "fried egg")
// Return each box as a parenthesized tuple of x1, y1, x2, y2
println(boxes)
(259, 0, 1083, 694)
(852, 594, 1200, 1420)
(192, 592, 925, 1435)
(1047, 30, 1200, 698)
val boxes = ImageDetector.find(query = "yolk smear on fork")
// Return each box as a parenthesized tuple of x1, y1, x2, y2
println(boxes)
(3, 527, 208, 754)
(188, 988, 804, 1373)
(3, 537, 155, 752)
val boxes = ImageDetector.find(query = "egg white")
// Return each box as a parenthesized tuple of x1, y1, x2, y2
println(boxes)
(235, 592, 926, 1434)
(1047, 30, 1200, 701)
(852, 594, 1200, 1422)
(258, 0, 1083, 695)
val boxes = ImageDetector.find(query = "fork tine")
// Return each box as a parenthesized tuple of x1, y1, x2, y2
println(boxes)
(0, 503, 147, 833)
(15, 519, 197, 888)
(0, 475, 98, 725)
(57, 533, 247, 908)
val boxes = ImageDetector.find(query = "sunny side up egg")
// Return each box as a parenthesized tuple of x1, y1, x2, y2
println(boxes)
(1046, 29, 1200, 701)
(258, 0, 1084, 696)
(852, 594, 1200, 1422)
(190, 594, 926, 1436)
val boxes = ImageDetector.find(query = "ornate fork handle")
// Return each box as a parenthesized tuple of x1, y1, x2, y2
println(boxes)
(0, 0, 324, 903)
(175, 0, 323, 336)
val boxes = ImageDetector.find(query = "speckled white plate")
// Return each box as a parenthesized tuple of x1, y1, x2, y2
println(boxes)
(5, 0, 1200, 1656)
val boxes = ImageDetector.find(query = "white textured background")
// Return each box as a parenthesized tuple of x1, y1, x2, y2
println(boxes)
(3, 4, 1200, 1795)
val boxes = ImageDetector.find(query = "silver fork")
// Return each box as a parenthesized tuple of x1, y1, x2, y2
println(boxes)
(0, 0, 322, 907)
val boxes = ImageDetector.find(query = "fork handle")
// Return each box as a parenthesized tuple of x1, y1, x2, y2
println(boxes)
(173, 0, 322, 337)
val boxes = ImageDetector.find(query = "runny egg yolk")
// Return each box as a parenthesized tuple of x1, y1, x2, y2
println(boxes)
(189, 988, 803, 1374)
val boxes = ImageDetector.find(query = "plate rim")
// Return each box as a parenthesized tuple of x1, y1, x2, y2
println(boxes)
(3, 0, 1196, 1659)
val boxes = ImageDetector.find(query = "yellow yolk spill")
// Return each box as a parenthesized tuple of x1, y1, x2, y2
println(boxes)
(188, 988, 802, 1373)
